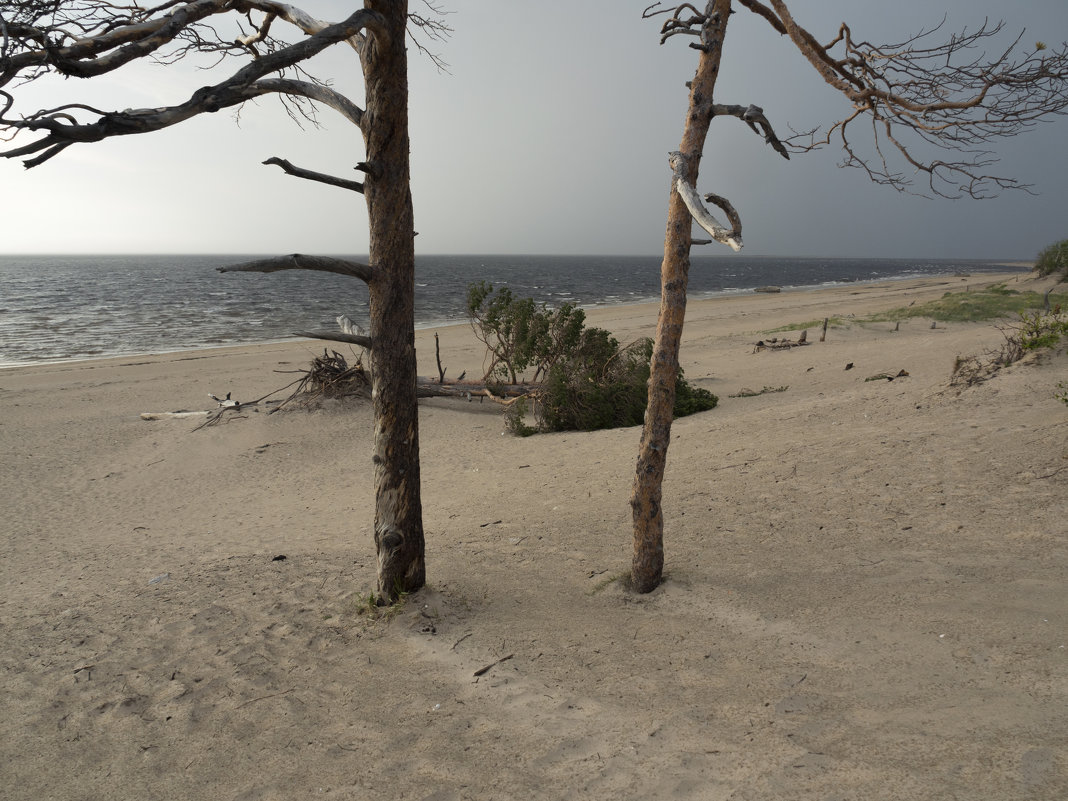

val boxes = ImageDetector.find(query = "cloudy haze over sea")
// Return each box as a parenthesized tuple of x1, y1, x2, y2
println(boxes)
(1, 1, 1066, 260)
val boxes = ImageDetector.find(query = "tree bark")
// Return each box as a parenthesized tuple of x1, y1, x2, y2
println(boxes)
(630, 0, 732, 593)
(360, 0, 425, 602)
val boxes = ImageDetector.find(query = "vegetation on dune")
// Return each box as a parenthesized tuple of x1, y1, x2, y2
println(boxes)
(1035, 239, 1068, 281)
(869, 285, 1039, 323)
(865, 285, 1066, 324)
(766, 317, 846, 333)
(466, 283, 717, 435)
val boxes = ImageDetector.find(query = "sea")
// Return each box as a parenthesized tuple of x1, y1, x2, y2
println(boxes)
(0, 253, 1028, 367)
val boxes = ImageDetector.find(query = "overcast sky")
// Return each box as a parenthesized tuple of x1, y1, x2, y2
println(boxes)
(2, 0, 1066, 259)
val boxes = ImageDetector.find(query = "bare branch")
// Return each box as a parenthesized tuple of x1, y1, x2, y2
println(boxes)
(736, 0, 787, 36)
(262, 156, 364, 193)
(712, 103, 790, 158)
(1, 10, 376, 166)
(702, 192, 742, 239)
(765, 0, 1068, 197)
(407, 0, 453, 73)
(293, 330, 373, 349)
(219, 254, 376, 284)
(670, 151, 742, 251)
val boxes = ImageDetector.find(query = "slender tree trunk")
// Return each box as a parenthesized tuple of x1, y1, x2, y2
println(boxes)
(361, 0, 425, 601)
(630, 0, 732, 593)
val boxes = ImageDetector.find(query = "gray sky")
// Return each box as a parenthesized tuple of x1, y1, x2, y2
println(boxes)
(2, 0, 1066, 258)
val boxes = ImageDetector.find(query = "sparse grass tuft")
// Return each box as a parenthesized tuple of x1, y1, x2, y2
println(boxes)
(351, 588, 410, 620)
(765, 317, 845, 333)
(589, 570, 631, 595)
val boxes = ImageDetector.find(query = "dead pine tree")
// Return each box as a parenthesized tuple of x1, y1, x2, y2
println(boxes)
(0, 1, 450, 603)
(631, 0, 1068, 593)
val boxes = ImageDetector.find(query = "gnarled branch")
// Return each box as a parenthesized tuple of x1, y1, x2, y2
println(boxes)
(669, 151, 742, 251)
(1, 7, 378, 166)
(713, 103, 790, 159)
(751, 1, 1068, 198)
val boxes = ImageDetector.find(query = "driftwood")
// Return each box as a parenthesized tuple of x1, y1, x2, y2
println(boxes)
(865, 369, 910, 382)
(754, 331, 811, 351)
(141, 346, 538, 429)
(140, 411, 209, 420)
(417, 381, 530, 403)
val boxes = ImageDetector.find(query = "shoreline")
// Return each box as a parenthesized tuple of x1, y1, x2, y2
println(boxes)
(0, 270, 1032, 373)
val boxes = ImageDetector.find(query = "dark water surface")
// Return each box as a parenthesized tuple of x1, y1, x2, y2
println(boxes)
(0, 253, 1024, 366)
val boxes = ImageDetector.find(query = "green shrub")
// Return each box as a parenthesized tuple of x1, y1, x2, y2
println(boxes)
(535, 334, 717, 433)
(1017, 309, 1068, 351)
(467, 283, 718, 434)
(503, 397, 538, 437)
(466, 282, 585, 383)
(1035, 239, 1068, 281)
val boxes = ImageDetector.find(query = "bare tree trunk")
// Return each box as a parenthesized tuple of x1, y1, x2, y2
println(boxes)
(630, 0, 732, 593)
(361, 0, 425, 601)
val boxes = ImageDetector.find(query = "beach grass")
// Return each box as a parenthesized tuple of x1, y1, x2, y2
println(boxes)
(866, 284, 1067, 323)
(765, 316, 847, 333)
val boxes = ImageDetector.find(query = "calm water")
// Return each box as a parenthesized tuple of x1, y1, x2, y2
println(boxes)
(0, 253, 1025, 366)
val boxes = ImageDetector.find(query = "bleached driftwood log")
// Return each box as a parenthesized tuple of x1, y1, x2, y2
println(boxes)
(140, 411, 210, 420)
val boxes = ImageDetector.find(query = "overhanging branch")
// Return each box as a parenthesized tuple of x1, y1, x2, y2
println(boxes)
(219, 254, 376, 283)
(759, 0, 1068, 198)
(1, 8, 377, 166)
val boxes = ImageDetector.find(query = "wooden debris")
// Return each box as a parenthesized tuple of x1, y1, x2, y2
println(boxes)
(865, 369, 910, 382)
(754, 333, 811, 351)
(473, 653, 515, 677)
(140, 411, 209, 420)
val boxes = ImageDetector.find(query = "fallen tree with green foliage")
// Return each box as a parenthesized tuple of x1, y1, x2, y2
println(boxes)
(466, 283, 717, 435)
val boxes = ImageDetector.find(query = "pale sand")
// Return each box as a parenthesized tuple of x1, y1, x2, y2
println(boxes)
(1, 271, 1065, 800)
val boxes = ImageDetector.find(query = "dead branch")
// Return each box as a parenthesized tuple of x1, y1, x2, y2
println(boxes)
(712, 103, 790, 159)
(0, 7, 379, 167)
(218, 254, 375, 283)
(745, 1, 1068, 197)
(670, 151, 742, 250)
(293, 330, 373, 349)
(262, 156, 365, 193)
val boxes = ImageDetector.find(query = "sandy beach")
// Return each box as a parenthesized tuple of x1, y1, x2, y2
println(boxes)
(1, 270, 1065, 800)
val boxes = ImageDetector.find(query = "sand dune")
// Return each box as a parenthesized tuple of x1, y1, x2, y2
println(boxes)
(1, 271, 1065, 800)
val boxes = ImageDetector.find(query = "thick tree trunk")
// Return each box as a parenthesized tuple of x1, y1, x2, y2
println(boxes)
(630, 0, 732, 593)
(361, 0, 425, 601)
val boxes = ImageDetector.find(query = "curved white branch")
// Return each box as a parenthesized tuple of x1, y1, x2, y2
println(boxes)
(669, 152, 743, 251)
